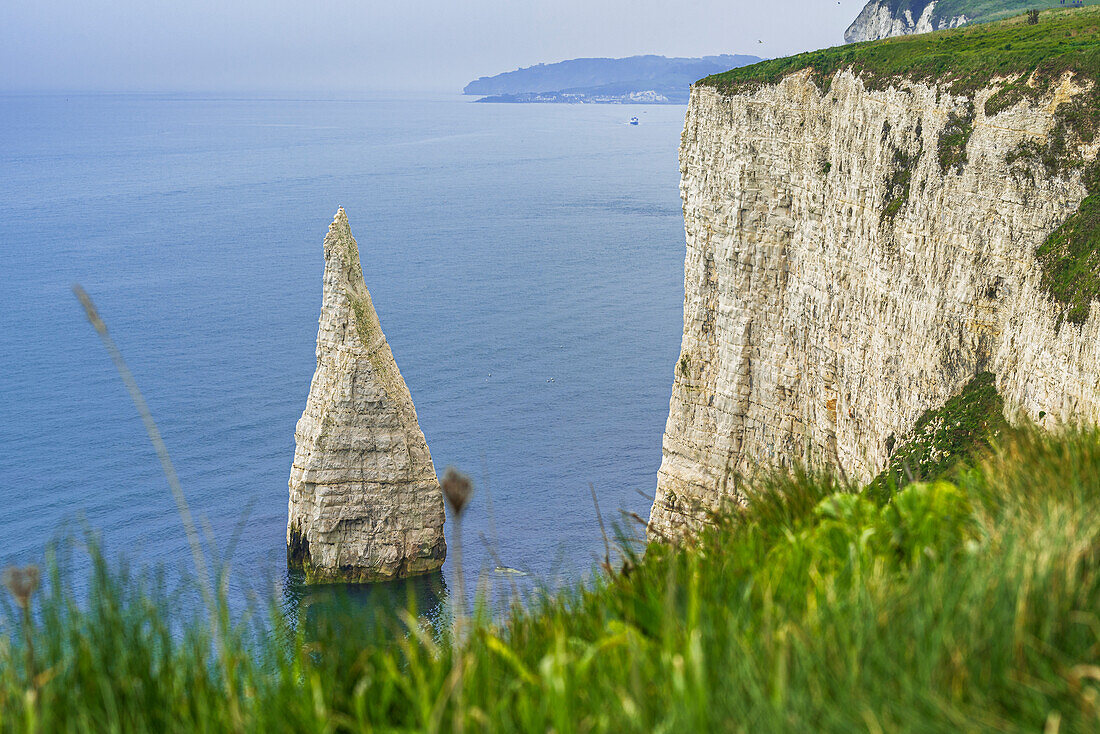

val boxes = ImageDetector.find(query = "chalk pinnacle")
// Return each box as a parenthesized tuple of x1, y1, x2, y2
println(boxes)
(287, 209, 446, 582)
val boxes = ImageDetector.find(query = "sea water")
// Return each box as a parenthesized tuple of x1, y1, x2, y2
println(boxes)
(0, 92, 686, 619)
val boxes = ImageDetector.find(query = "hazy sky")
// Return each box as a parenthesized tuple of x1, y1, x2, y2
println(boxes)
(1, 0, 857, 93)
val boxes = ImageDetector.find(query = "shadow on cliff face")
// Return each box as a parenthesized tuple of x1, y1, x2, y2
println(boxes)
(281, 569, 450, 643)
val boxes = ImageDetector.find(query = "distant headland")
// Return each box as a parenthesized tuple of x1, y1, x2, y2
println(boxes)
(463, 54, 761, 104)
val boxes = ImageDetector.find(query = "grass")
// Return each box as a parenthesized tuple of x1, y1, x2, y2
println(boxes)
(937, 108, 974, 174)
(870, 371, 1009, 497)
(15, 22, 1100, 732)
(1036, 164, 1100, 325)
(704, 5, 1100, 156)
(5, 424, 1100, 732)
(883, 144, 921, 221)
(936, 0, 1100, 25)
(1037, 192, 1100, 325)
(703, 5, 1100, 120)
(871, 0, 1098, 23)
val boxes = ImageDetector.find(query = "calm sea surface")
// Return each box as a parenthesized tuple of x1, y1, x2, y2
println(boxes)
(0, 92, 685, 618)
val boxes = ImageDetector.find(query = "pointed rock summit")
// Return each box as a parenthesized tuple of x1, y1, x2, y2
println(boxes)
(287, 208, 446, 582)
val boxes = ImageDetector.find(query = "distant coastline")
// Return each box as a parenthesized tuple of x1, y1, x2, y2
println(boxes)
(464, 53, 761, 104)
(474, 89, 675, 104)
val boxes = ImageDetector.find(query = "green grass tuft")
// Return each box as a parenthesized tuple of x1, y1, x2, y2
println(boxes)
(883, 145, 921, 221)
(703, 6, 1100, 135)
(870, 371, 1009, 499)
(1037, 189, 1100, 325)
(7, 426, 1100, 731)
(937, 108, 974, 174)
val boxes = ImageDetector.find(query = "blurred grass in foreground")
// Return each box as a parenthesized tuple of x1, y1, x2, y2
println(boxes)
(4, 426, 1100, 732)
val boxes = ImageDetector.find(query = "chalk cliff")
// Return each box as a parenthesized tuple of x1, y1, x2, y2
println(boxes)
(845, 1, 968, 43)
(287, 209, 446, 582)
(649, 69, 1100, 538)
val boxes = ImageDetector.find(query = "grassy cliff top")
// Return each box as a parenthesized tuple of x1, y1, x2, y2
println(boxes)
(935, 0, 1099, 25)
(877, 0, 1100, 27)
(702, 6, 1100, 103)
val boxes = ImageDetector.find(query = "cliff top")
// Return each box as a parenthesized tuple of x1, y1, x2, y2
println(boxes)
(702, 5, 1098, 134)
(851, 0, 1098, 34)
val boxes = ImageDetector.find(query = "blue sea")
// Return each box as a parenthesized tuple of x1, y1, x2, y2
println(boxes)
(0, 92, 685, 619)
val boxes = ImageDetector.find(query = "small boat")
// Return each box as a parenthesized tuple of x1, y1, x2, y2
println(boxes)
(629, 116, 639, 125)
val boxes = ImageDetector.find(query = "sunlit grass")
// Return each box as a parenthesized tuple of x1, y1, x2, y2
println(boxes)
(3, 427, 1100, 731)
(704, 4, 1100, 117)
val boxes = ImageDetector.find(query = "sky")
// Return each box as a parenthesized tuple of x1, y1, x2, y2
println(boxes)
(1, 0, 858, 93)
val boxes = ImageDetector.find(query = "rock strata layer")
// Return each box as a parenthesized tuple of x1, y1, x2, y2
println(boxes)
(649, 71, 1100, 539)
(287, 209, 446, 582)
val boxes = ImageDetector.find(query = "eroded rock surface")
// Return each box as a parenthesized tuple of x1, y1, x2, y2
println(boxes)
(649, 72, 1100, 539)
(287, 208, 446, 582)
(845, 1, 968, 43)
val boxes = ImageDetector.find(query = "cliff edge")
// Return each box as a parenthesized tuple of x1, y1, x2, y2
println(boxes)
(287, 209, 446, 582)
(844, 1, 1098, 43)
(651, 9, 1100, 538)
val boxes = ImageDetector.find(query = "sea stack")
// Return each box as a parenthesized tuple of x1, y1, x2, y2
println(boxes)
(287, 208, 446, 583)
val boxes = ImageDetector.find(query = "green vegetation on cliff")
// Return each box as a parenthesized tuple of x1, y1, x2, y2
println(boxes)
(871, 371, 1009, 496)
(936, 0, 1098, 25)
(937, 108, 974, 173)
(702, 6, 1099, 119)
(867, 0, 1100, 30)
(6, 427, 1100, 731)
(882, 121, 922, 221)
(1036, 165, 1100, 325)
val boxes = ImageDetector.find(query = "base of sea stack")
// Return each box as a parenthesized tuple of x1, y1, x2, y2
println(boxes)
(285, 209, 448, 585)
(287, 523, 446, 584)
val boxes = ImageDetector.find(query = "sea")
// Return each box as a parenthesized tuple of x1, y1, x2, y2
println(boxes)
(0, 92, 686, 623)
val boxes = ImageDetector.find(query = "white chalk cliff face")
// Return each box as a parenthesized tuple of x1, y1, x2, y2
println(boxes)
(845, 1, 968, 43)
(287, 209, 446, 582)
(649, 71, 1099, 538)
